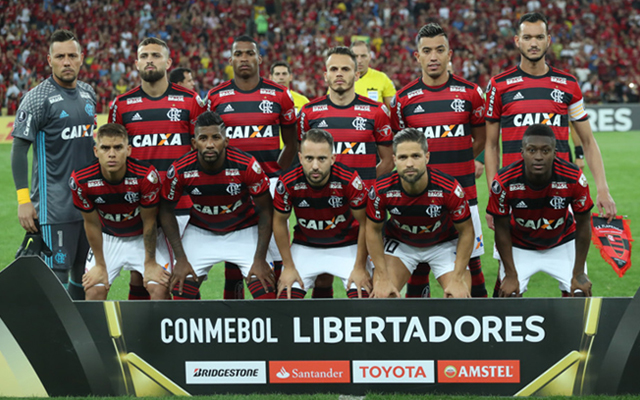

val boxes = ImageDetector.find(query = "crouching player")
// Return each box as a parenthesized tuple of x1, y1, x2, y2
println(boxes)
(487, 124, 593, 297)
(274, 129, 371, 299)
(70, 123, 169, 300)
(367, 128, 473, 298)
(159, 111, 276, 299)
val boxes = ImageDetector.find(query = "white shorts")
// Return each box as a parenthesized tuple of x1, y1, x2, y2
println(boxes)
(85, 233, 170, 285)
(268, 177, 283, 262)
(157, 215, 190, 269)
(182, 224, 271, 279)
(384, 238, 461, 279)
(288, 243, 373, 291)
(493, 239, 587, 294)
(469, 204, 485, 258)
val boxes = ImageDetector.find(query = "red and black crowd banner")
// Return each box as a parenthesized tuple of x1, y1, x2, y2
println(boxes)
(591, 214, 633, 277)
(0, 257, 639, 397)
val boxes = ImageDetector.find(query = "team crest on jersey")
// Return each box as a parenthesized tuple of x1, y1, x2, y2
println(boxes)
(127, 97, 143, 105)
(184, 170, 199, 179)
(252, 161, 263, 174)
(352, 117, 367, 131)
(454, 185, 465, 198)
(259, 100, 274, 114)
(226, 169, 240, 176)
(425, 204, 442, 217)
(227, 183, 242, 196)
(148, 170, 160, 184)
(219, 89, 234, 97)
(293, 183, 307, 191)
(450, 99, 465, 113)
(550, 89, 565, 104)
(167, 108, 182, 122)
(125, 177, 138, 186)
(168, 95, 184, 102)
(328, 196, 343, 208)
(260, 89, 276, 96)
(88, 179, 104, 188)
(385, 190, 401, 198)
(48, 95, 63, 104)
(551, 77, 567, 85)
(449, 86, 466, 92)
(506, 77, 523, 85)
(407, 89, 423, 99)
(352, 175, 364, 191)
(428, 190, 443, 198)
(312, 105, 328, 112)
(124, 191, 140, 203)
(354, 105, 370, 112)
(509, 183, 526, 191)
(579, 174, 588, 187)
(85, 103, 95, 117)
(491, 180, 502, 194)
(551, 182, 568, 190)
(550, 196, 565, 209)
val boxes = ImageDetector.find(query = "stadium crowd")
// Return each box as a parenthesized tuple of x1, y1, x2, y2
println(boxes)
(1, 0, 640, 115)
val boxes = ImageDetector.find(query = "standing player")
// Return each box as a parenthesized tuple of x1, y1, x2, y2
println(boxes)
(391, 24, 487, 298)
(111, 37, 205, 300)
(487, 124, 593, 297)
(299, 46, 393, 298)
(485, 12, 615, 228)
(158, 112, 275, 299)
(11, 30, 97, 300)
(169, 67, 195, 91)
(367, 128, 473, 298)
(274, 129, 371, 299)
(70, 124, 168, 300)
(207, 36, 297, 299)
(269, 61, 310, 115)
(351, 40, 396, 108)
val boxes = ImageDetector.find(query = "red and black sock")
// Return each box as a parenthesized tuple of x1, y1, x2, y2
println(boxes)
(172, 281, 201, 300)
(469, 256, 487, 298)
(224, 262, 245, 299)
(406, 263, 431, 298)
(347, 289, 370, 298)
(278, 287, 306, 299)
(247, 280, 276, 299)
(128, 284, 150, 300)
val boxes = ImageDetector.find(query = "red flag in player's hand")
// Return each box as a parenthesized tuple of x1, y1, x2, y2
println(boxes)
(591, 214, 633, 277)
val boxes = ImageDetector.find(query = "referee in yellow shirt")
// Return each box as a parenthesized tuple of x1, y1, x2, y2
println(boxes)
(351, 40, 396, 109)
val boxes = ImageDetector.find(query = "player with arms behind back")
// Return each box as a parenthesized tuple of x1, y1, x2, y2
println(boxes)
(487, 124, 593, 297)
(70, 124, 168, 300)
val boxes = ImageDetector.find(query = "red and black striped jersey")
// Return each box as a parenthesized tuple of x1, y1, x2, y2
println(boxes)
(299, 94, 393, 187)
(70, 158, 162, 237)
(206, 78, 297, 177)
(486, 158, 594, 250)
(390, 74, 485, 204)
(367, 168, 470, 248)
(161, 147, 270, 234)
(273, 162, 368, 248)
(485, 65, 588, 167)
(109, 83, 205, 214)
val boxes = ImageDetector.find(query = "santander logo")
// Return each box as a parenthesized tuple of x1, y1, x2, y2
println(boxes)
(269, 361, 350, 383)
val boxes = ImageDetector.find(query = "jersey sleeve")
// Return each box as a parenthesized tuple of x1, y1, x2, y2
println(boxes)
(446, 181, 471, 223)
(11, 87, 48, 141)
(568, 80, 588, 122)
(346, 172, 369, 209)
(470, 85, 486, 126)
(389, 94, 405, 132)
(243, 157, 271, 196)
(279, 89, 297, 126)
(206, 88, 218, 112)
(298, 106, 311, 141)
(140, 165, 162, 207)
(109, 96, 123, 124)
(272, 178, 291, 213)
(484, 78, 503, 122)
(572, 172, 594, 213)
(374, 104, 393, 145)
(382, 74, 397, 98)
(69, 172, 94, 212)
(486, 176, 509, 217)
(366, 183, 387, 222)
(189, 96, 206, 135)
(161, 163, 184, 204)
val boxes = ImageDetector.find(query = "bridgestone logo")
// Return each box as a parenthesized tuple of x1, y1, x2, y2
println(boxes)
(186, 361, 266, 384)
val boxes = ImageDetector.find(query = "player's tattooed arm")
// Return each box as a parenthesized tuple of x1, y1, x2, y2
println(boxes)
(494, 215, 520, 297)
(81, 210, 110, 290)
(278, 124, 299, 170)
(347, 207, 372, 298)
(571, 211, 593, 297)
(140, 206, 169, 288)
(159, 199, 197, 295)
(273, 208, 303, 299)
(248, 192, 275, 291)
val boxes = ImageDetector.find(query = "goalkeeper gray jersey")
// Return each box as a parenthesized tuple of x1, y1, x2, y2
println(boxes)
(12, 77, 97, 225)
